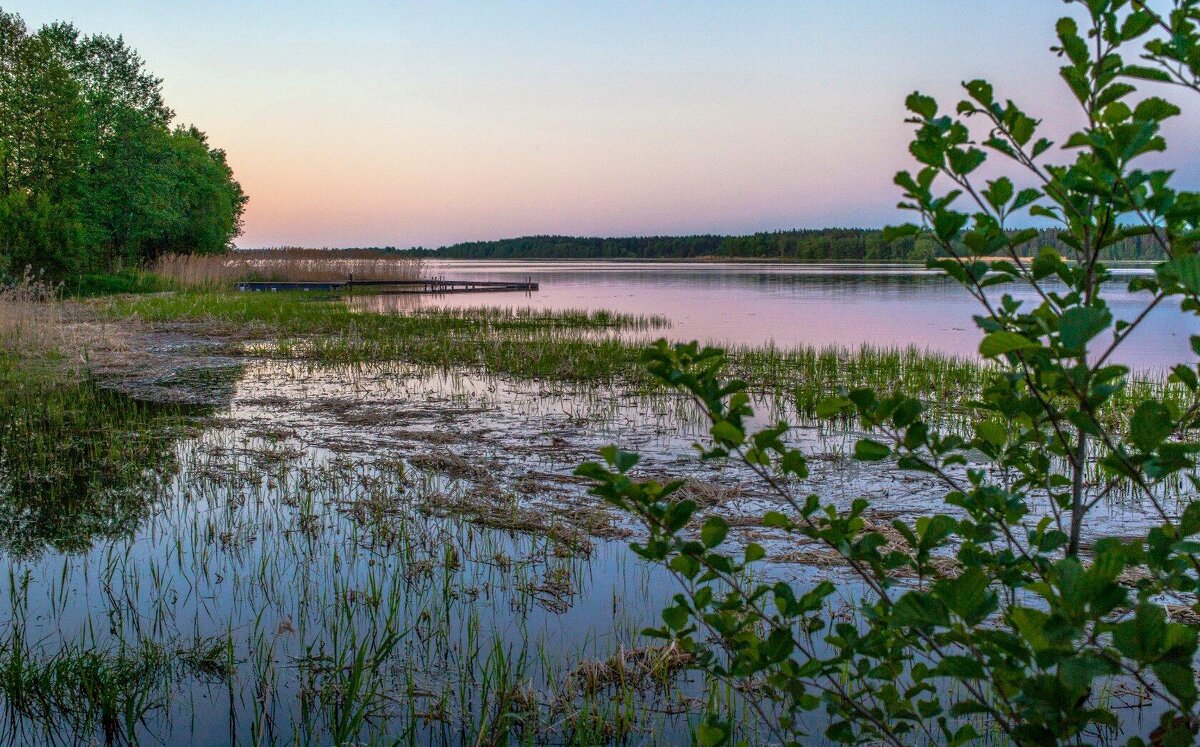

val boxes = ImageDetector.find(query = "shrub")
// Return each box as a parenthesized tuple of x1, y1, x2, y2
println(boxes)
(578, 1, 1200, 743)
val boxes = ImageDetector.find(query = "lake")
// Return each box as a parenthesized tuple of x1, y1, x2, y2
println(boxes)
(350, 260, 1192, 370)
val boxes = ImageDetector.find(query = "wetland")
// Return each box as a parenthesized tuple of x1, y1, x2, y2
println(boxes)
(1, 262, 1195, 744)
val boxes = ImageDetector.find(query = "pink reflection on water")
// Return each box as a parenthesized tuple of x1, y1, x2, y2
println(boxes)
(346, 261, 1194, 371)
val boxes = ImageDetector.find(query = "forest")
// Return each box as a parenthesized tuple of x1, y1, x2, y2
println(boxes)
(412, 228, 1166, 261)
(0, 8, 246, 281)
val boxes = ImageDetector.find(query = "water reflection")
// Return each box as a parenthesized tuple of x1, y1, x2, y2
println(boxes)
(0, 380, 215, 557)
(354, 261, 1192, 369)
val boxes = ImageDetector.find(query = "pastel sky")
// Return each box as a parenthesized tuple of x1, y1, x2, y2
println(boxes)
(16, 1, 1200, 248)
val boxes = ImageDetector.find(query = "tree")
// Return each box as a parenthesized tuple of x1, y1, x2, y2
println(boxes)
(156, 125, 247, 258)
(579, 1, 1200, 743)
(0, 7, 245, 279)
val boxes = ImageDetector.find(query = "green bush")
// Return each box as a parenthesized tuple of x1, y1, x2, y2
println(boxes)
(578, 1, 1200, 743)
(64, 272, 166, 298)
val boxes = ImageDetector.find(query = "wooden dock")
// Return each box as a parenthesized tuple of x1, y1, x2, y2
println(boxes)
(236, 278, 538, 294)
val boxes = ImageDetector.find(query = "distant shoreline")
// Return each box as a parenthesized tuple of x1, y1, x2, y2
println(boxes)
(234, 246, 1160, 267)
(422, 256, 1157, 267)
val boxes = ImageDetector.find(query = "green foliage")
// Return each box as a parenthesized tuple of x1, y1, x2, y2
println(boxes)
(63, 271, 166, 297)
(578, 1, 1200, 743)
(0, 8, 246, 281)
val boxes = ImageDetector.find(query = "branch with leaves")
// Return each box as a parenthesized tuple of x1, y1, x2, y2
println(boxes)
(578, 1, 1200, 744)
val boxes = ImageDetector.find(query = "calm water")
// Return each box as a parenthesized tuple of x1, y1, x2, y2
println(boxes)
(354, 260, 1193, 370)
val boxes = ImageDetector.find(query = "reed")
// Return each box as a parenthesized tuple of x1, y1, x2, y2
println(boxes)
(150, 249, 424, 289)
(0, 270, 70, 357)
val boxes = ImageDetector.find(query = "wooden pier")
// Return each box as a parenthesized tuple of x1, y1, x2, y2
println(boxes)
(236, 278, 538, 294)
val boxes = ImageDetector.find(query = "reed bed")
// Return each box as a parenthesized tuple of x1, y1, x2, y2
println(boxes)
(105, 289, 1190, 439)
(151, 250, 424, 289)
(0, 270, 70, 357)
(406, 304, 670, 331)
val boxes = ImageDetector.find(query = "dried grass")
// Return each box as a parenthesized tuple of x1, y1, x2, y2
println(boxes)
(0, 269, 136, 381)
(773, 515, 960, 579)
(151, 250, 424, 289)
(563, 642, 693, 696)
(0, 269, 81, 362)
(675, 478, 743, 508)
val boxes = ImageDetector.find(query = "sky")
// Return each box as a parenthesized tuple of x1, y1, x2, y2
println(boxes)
(14, 1, 1200, 248)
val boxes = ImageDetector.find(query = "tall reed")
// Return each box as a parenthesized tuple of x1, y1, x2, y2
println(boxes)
(0, 269, 71, 358)
(151, 250, 424, 289)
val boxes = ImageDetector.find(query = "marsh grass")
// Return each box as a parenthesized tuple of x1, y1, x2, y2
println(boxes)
(105, 290, 1183, 432)
(151, 250, 424, 289)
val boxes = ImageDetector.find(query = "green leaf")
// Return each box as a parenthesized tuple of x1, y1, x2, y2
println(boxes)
(1181, 502, 1200, 536)
(598, 444, 640, 473)
(936, 655, 984, 679)
(1011, 188, 1042, 212)
(975, 420, 1006, 448)
(1158, 255, 1200, 295)
(763, 511, 791, 528)
(1058, 655, 1117, 693)
(983, 177, 1013, 211)
(963, 79, 993, 106)
(710, 420, 744, 446)
(669, 553, 700, 579)
(1170, 365, 1198, 391)
(1123, 64, 1173, 83)
(662, 604, 689, 631)
(979, 331, 1039, 357)
(855, 439, 891, 461)
(935, 567, 997, 626)
(891, 592, 949, 631)
(700, 516, 729, 548)
(1133, 97, 1181, 123)
(1153, 661, 1197, 707)
(1120, 10, 1156, 41)
(1058, 306, 1112, 350)
(1130, 401, 1172, 452)
(905, 92, 937, 119)
(1112, 604, 1167, 661)
(882, 223, 920, 242)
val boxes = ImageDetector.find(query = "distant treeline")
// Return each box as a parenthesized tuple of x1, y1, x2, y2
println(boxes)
(0, 9, 246, 280)
(389, 229, 1165, 262)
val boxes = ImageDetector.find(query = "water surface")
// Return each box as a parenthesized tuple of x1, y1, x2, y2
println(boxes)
(353, 261, 1191, 370)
